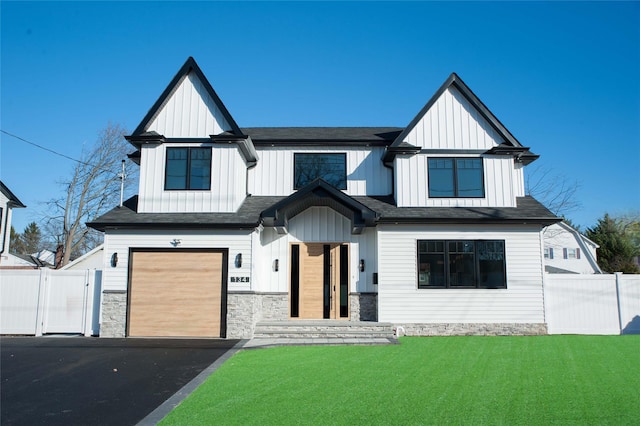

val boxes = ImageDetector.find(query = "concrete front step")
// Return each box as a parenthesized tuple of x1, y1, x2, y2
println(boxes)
(253, 320, 396, 339)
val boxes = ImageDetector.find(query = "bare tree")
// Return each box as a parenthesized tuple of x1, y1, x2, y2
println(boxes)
(525, 165, 581, 218)
(42, 124, 137, 266)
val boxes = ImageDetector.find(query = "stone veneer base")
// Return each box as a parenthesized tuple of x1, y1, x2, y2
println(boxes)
(100, 291, 127, 338)
(395, 322, 548, 336)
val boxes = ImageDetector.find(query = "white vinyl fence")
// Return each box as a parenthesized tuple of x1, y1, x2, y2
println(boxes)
(0, 269, 102, 336)
(545, 273, 640, 335)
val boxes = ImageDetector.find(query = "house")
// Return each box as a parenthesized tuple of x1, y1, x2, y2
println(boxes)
(59, 244, 104, 271)
(89, 57, 560, 338)
(543, 222, 602, 274)
(0, 181, 28, 269)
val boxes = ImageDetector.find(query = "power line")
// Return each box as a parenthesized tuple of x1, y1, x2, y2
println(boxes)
(0, 129, 123, 176)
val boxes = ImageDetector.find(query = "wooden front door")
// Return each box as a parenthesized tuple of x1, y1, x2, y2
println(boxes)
(290, 243, 349, 319)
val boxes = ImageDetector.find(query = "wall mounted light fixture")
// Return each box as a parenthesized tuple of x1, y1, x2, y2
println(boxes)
(359, 259, 365, 272)
(235, 253, 242, 268)
(110, 252, 118, 268)
(273, 259, 279, 272)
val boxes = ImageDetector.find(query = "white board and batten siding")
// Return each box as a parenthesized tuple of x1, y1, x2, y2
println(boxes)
(102, 230, 253, 292)
(395, 155, 518, 208)
(138, 144, 246, 213)
(248, 147, 392, 196)
(403, 86, 506, 150)
(146, 71, 233, 138)
(377, 224, 546, 324)
(253, 207, 378, 294)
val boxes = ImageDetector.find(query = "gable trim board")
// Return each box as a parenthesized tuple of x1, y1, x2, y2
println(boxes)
(89, 58, 562, 338)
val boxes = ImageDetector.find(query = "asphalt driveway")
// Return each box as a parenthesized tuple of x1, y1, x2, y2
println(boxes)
(1, 337, 240, 426)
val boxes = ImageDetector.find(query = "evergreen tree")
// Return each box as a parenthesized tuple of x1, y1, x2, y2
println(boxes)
(9, 226, 25, 254)
(21, 222, 42, 254)
(586, 214, 640, 273)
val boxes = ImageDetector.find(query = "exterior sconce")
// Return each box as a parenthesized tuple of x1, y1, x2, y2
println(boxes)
(110, 252, 118, 267)
(171, 239, 181, 247)
(273, 259, 279, 272)
(235, 253, 242, 268)
(359, 259, 365, 272)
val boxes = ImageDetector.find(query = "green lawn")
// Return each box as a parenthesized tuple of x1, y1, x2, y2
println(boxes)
(160, 336, 639, 425)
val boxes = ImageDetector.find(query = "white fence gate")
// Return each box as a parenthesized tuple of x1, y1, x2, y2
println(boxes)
(0, 269, 102, 336)
(544, 273, 640, 335)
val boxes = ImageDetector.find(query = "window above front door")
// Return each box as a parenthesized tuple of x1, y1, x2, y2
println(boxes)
(294, 153, 347, 190)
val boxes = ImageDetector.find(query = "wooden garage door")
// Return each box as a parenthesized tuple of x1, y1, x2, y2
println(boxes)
(128, 250, 225, 337)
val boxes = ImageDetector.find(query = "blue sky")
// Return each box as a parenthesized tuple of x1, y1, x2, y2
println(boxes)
(1, 1, 639, 234)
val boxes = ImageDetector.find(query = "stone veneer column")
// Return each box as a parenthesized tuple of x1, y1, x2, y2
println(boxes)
(349, 293, 378, 321)
(226, 292, 289, 338)
(100, 291, 127, 337)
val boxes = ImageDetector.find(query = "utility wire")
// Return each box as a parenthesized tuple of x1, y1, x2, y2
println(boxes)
(1, 129, 123, 176)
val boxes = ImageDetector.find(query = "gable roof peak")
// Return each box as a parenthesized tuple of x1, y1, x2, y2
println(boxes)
(384, 72, 537, 164)
(129, 56, 242, 139)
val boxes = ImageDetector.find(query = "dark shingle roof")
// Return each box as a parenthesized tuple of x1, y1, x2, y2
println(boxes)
(354, 195, 558, 224)
(87, 196, 280, 232)
(88, 194, 559, 232)
(241, 127, 403, 144)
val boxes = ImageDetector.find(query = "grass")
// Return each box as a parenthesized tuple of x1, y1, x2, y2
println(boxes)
(160, 336, 639, 425)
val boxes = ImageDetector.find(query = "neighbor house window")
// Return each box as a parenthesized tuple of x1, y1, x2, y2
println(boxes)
(428, 158, 484, 197)
(294, 153, 347, 189)
(165, 147, 212, 190)
(418, 240, 506, 288)
(544, 247, 554, 259)
(564, 248, 580, 259)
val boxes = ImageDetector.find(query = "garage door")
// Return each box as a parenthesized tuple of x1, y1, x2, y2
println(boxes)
(128, 250, 226, 338)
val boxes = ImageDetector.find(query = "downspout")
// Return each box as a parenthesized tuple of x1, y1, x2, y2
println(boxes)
(0, 208, 8, 254)
(539, 227, 548, 329)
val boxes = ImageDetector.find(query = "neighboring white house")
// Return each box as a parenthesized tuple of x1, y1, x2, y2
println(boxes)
(89, 57, 560, 339)
(543, 222, 602, 274)
(0, 181, 29, 268)
(60, 244, 104, 270)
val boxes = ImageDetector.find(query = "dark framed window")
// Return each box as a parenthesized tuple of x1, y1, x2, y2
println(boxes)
(165, 147, 211, 190)
(294, 153, 347, 189)
(418, 239, 506, 289)
(428, 158, 484, 198)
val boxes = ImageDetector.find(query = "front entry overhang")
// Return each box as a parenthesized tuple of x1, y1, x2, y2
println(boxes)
(260, 179, 377, 234)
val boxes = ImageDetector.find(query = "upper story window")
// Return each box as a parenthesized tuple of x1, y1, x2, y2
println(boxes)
(165, 147, 212, 190)
(294, 153, 347, 190)
(544, 247, 554, 259)
(428, 158, 484, 198)
(418, 239, 506, 289)
(564, 248, 581, 259)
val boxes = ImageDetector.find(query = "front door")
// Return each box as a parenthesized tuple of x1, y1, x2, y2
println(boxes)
(290, 243, 349, 319)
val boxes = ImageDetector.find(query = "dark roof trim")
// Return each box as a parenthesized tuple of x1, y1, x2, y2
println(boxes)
(0, 181, 26, 208)
(130, 57, 243, 139)
(386, 73, 531, 163)
(89, 222, 258, 232)
(252, 140, 392, 147)
(210, 135, 258, 166)
(261, 179, 377, 234)
(484, 144, 539, 165)
(381, 144, 421, 163)
(376, 216, 559, 226)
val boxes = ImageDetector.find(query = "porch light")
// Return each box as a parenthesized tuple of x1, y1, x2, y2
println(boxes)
(359, 259, 365, 272)
(110, 252, 118, 268)
(235, 253, 242, 268)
